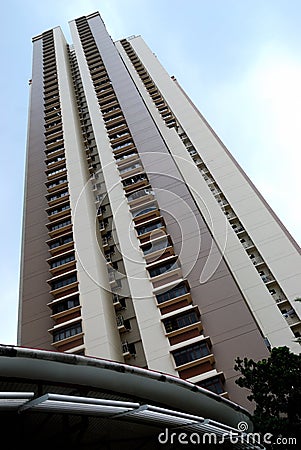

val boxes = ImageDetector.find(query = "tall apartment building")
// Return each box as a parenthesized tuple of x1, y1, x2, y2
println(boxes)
(18, 12, 301, 409)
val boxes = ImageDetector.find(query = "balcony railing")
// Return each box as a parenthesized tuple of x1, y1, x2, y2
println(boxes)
(127, 188, 154, 203)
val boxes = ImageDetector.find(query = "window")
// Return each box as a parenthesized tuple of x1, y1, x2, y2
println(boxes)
(111, 131, 130, 140)
(163, 311, 199, 333)
(48, 177, 68, 189)
(53, 322, 82, 342)
(51, 274, 77, 290)
(148, 260, 178, 278)
(49, 219, 71, 231)
(198, 376, 224, 395)
(119, 162, 141, 174)
(132, 205, 157, 218)
(127, 188, 152, 202)
(48, 203, 70, 215)
(50, 254, 75, 268)
(52, 296, 80, 315)
(47, 156, 65, 166)
(48, 191, 68, 202)
(156, 284, 188, 304)
(142, 238, 168, 255)
(137, 220, 163, 236)
(173, 342, 210, 366)
(49, 235, 73, 249)
(105, 113, 123, 122)
(47, 167, 66, 177)
(122, 173, 147, 187)
(113, 141, 133, 151)
(115, 151, 137, 162)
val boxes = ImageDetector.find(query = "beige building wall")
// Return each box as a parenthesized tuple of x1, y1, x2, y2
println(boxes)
(116, 37, 301, 353)
(18, 36, 54, 349)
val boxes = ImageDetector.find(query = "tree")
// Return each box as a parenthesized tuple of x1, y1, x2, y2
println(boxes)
(234, 346, 301, 438)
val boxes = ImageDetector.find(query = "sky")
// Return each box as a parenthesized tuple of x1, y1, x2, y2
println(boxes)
(0, 0, 300, 345)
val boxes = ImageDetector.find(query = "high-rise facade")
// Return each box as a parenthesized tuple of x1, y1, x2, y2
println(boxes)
(18, 12, 301, 409)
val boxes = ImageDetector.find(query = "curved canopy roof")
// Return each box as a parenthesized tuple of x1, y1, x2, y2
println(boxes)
(0, 345, 260, 449)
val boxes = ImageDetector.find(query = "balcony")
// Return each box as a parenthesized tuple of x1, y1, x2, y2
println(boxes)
(99, 219, 108, 233)
(217, 198, 229, 207)
(273, 295, 288, 304)
(162, 307, 203, 345)
(122, 173, 148, 193)
(102, 233, 112, 247)
(46, 202, 70, 221)
(116, 315, 131, 333)
(50, 305, 81, 325)
(46, 216, 72, 239)
(172, 339, 214, 372)
(122, 341, 136, 359)
(47, 233, 74, 256)
(50, 320, 84, 351)
(115, 151, 138, 165)
(231, 223, 245, 234)
(46, 167, 67, 182)
(147, 256, 178, 277)
(118, 162, 143, 179)
(45, 158, 66, 174)
(144, 245, 174, 265)
(260, 273, 275, 284)
(141, 235, 169, 254)
(127, 187, 153, 204)
(163, 307, 201, 333)
(103, 112, 123, 124)
(196, 373, 227, 396)
(47, 292, 80, 313)
(46, 177, 68, 193)
(112, 141, 135, 155)
(109, 132, 131, 146)
(136, 218, 165, 239)
(132, 205, 159, 224)
(148, 258, 182, 289)
(282, 309, 301, 326)
(108, 270, 122, 290)
(48, 270, 78, 297)
(224, 210, 237, 220)
(249, 254, 264, 267)
(46, 190, 69, 207)
(101, 105, 121, 118)
(112, 295, 126, 311)
(240, 238, 254, 249)
(47, 251, 76, 276)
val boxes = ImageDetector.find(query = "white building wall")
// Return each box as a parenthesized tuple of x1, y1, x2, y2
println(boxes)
(54, 28, 123, 360)
(69, 22, 177, 375)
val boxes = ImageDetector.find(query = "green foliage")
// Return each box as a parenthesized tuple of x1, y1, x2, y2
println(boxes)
(234, 347, 301, 437)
